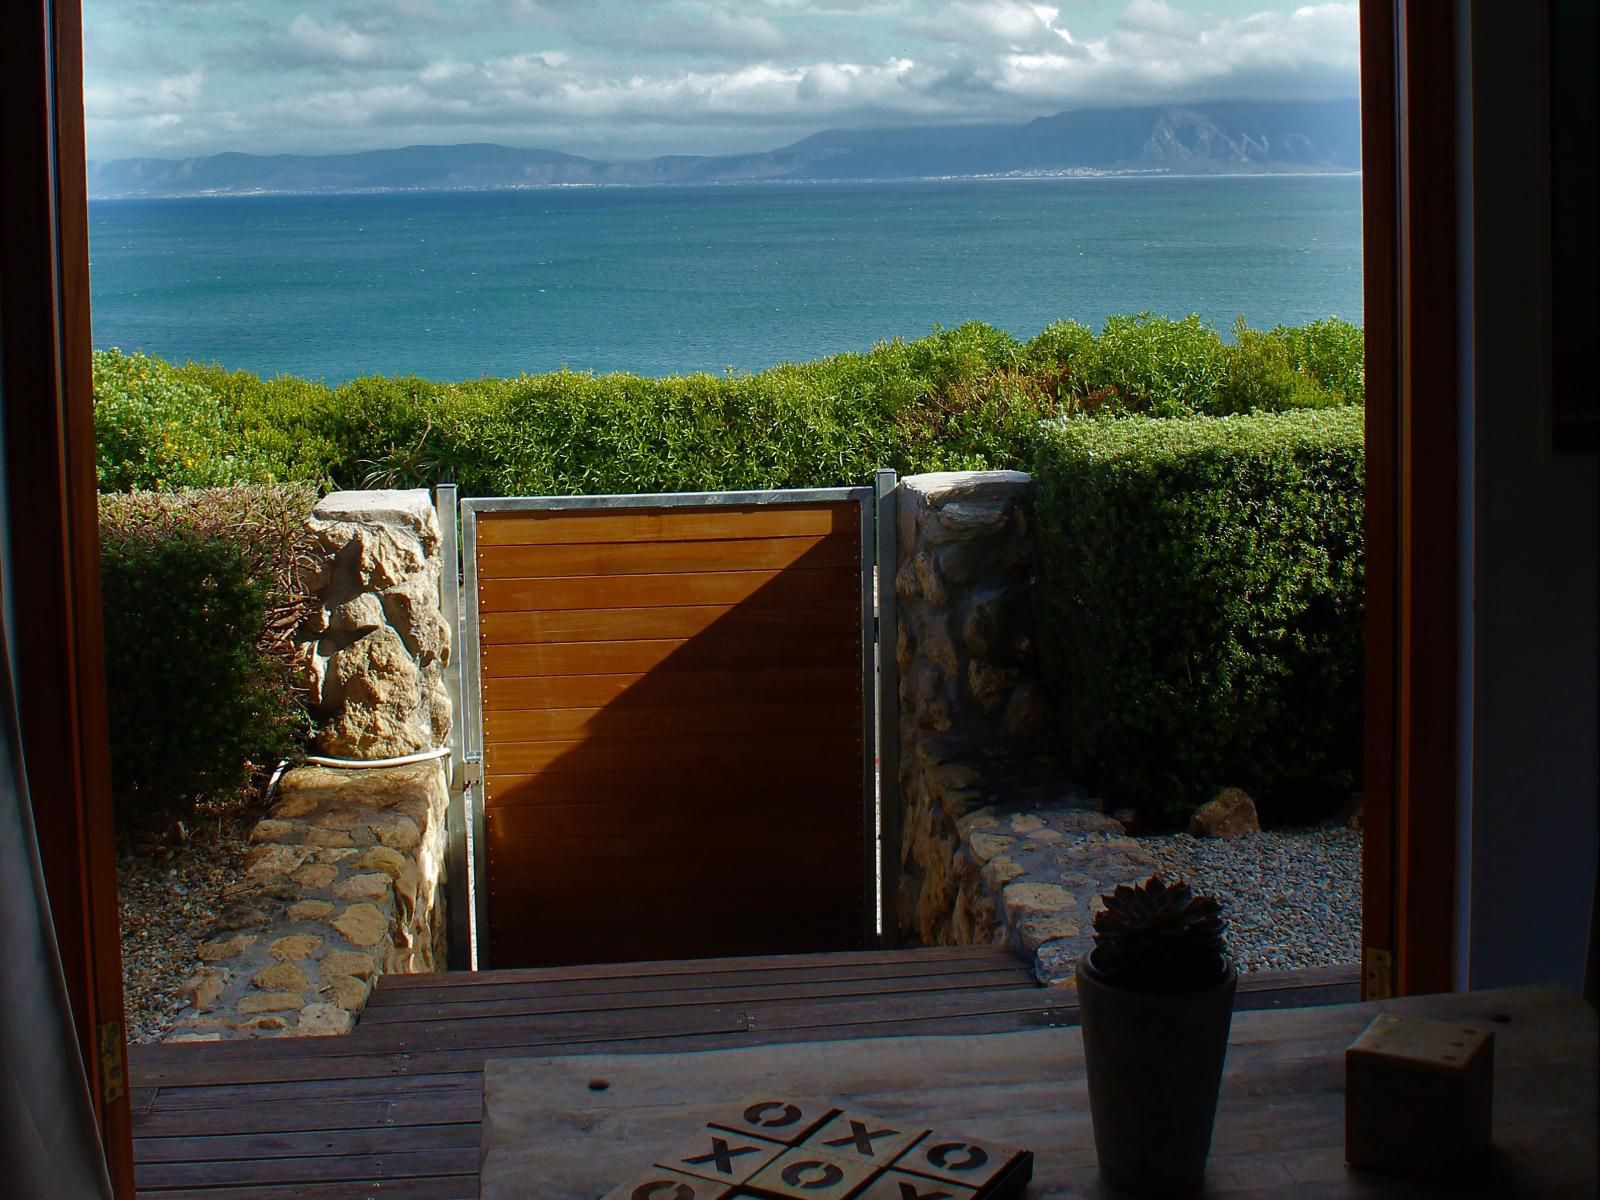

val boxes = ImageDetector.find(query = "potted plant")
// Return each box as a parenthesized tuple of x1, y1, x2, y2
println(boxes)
(1075, 875, 1236, 1193)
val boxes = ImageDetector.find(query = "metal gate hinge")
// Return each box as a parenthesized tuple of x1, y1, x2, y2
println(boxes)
(463, 757, 483, 791)
(98, 1020, 126, 1104)
(1364, 946, 1394, 1000)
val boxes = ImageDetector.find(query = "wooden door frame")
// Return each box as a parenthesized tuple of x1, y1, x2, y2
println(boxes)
(5, 0, 1462, 1185)
(1, 0, 134, 1194)
(1359, 0, 1466, 998)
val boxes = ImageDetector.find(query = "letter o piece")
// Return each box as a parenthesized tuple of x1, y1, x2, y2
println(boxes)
(600, 1168, 715, 1200)
(747, 1100, 805, 1128)
(782, 1159, 845, 1189)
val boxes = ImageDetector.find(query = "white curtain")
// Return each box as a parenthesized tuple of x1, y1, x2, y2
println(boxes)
(0, 469, 114, 1196)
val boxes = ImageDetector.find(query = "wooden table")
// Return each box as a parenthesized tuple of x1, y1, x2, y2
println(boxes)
(478, 984, 1597, 1198)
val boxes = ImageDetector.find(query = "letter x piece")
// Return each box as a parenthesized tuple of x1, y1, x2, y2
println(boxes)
(658, 1131, 782, 1186)
(810, 1110, 924, 1164)
(853, 1171, 980, 1200)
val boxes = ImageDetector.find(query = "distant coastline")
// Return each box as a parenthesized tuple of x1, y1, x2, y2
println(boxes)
(87, 166, 1363, 202)
(87, 99, 1361, 200)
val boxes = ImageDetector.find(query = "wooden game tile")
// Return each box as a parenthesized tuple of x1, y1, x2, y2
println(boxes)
(809, 1111, 926, 1166)
(657, 1129, 786, 1187)
(706, 1097, 840, 1146)
(854, 1172, 979, 1200)
(602, 1166, 736, 1200)
(741, 1146, 880, 1199)
(891, 1132, 1028, 1190)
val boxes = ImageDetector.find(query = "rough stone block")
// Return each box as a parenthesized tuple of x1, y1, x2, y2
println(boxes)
(197, 934, 257, 963)
(253, 962, 311, 991)
(333, 872, 393, 902)
(269, 934, 324, 961)
(237, 991, 305, 1015)
(321, 948, 381, 980)
(331, 903, 388, 947)
(292, 863, 339, 890)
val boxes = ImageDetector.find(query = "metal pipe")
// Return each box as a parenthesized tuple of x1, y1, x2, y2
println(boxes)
(302, 746, 451, 769)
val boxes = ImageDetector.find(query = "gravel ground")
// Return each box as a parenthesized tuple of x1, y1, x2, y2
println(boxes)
(1139, 825, 1362, 973)
(117, 809, 254, 1044)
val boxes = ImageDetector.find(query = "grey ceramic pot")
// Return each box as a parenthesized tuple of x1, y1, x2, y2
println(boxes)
(1075, 949, 1238, 1193)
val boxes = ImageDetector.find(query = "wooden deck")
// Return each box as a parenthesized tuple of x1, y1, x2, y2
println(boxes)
(129, 947, 1359, 1199)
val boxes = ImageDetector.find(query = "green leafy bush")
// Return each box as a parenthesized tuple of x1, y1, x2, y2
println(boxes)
(1031, 408, 1365, 826)
(98, 486, 318, 822)
(92, 351, 282, 491)
(93, 316, 1361, 497)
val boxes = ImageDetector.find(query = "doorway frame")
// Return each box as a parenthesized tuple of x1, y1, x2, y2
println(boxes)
(12, 0, 1467, 1186)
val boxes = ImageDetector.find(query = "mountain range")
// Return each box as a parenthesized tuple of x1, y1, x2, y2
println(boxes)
(87, 99, 1360, 198)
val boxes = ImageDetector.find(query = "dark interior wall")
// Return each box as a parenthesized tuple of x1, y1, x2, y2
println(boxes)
(1464, 4, 1600, 992)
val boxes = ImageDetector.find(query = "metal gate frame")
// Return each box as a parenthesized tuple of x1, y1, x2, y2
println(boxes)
(445, 485, 884, 970)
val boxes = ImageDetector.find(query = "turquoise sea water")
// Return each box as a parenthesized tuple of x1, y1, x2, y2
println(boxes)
(87, 175, 1362, 383)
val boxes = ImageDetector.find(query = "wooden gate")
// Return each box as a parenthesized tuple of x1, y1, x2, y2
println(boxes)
(457, 489, 876, 968)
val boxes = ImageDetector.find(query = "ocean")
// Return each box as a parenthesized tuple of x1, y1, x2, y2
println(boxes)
(87, 175, 1363, 383)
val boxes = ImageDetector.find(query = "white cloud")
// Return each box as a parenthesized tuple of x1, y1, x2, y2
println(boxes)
(283, 14, 409, 66)
(908, 1, 1081, 52)
(82, 1, 1359, 159)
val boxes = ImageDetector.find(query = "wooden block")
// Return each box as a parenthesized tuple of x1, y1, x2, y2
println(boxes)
(706, 1098, 839, 1146)
(890, 1133, 1028, 1192)
(741, 1146, 879, 1198)
(855, 1172, 979, 1199)
(657, 1130, 786, 1188)
(1345, 1013, 1495, 1181)
(809, 1111, 925, 1167)
(602, 1167, 735, 1199)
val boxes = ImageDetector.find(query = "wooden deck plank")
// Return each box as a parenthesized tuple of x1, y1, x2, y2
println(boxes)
(138, 1179, 476, 1200)
(130, 949, 1360, 1198)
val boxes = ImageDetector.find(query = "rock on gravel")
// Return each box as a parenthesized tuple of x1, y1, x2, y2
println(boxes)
(1139, 825, 1362, 974)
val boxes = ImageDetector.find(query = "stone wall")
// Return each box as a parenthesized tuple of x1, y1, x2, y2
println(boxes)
(169, 489, 454, 1040)
(892, 471, 1053, 942)
(299, 490, 452, 758)
(891, 470, 1165, 985)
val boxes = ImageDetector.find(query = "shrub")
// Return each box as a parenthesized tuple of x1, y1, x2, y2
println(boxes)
(98, 486, 319, 822)
(92, 316, 1362, 499)
(1270, 317, 1365, 402)
(92, 351, 280, 491)
(1032, 408, 1365, 826)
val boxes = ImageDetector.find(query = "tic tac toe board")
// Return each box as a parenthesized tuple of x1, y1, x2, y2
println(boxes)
(603, 1097, 1032, 1199)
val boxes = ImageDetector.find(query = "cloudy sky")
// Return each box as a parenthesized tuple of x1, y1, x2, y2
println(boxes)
(83, 0, 1359, 162)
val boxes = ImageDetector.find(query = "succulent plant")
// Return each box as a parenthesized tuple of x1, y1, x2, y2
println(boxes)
(1089, 875, 1228, 993)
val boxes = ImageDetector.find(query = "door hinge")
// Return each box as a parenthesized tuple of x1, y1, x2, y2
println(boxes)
(98, 1020, 126, 1105)
(1364, 946, 1395, 1000)
(463, 756, 483, 792)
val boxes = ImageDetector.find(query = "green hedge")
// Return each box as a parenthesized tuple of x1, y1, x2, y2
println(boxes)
(1031, 407, 1365, 826)
(98, 486, 318, 822)
(92, 315, 1362, 495)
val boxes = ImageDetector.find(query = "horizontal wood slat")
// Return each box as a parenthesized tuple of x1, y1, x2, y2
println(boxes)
(485, 826, 860, 869)
(476, 504, 852, 546)
(483, 699, 857, 744)
(482, 761, 860, 808)
(479, 601, 858, 645)
(479, 535, 854, 579)
(483, 796, 861, 838)
(479, 630, 859, 678)
(478, 566, 858, 613)
(481, 665, 857, 712)
(483, 731, 860, 775)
